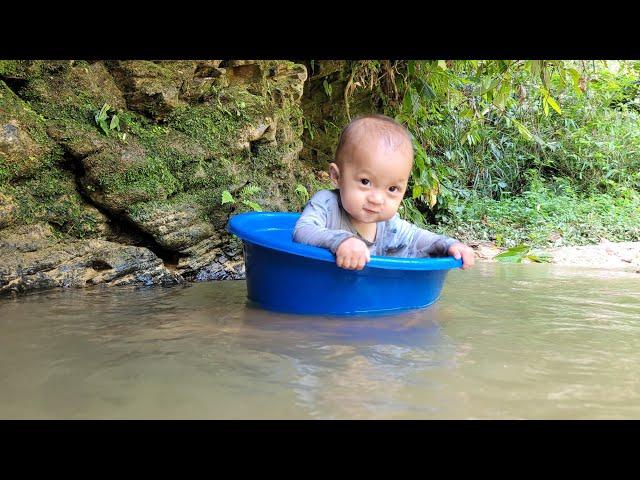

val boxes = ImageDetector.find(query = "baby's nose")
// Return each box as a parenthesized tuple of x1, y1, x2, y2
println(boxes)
(368, 192, 384, 204)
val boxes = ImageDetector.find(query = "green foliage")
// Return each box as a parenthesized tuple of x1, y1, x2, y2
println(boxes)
(101, 154, 180, 199)
(221, 190, 234, 205)
(220, 185, 263, 211)
(323, 79, 333, 99)
(303, 118, 315, 140)
(5, 168, 101, 238)
(295, 183, 310, 204)
(339, 59, 640, 249)
(398, 198, 429, 228)
(240, 185, 262, 197)
(439, 173, 640, 248)
(94, 103, 126, 140)
(0, 60, 19, 77)
(242, 200, 262, 212)
(494, 245, 553, 263)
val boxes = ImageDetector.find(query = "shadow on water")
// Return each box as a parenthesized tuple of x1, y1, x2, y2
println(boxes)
(238, 301, 450, 349)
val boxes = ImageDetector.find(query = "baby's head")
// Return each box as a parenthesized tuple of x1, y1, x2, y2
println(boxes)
(329, 114, 414, 225)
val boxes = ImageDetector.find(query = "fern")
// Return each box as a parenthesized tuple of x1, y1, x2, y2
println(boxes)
(222, 185, 264, 212)
(240, 185, 262, 198)
(242, 200, 262, 212)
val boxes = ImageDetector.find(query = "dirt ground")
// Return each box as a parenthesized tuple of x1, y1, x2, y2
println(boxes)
(469, 240, 640, 273)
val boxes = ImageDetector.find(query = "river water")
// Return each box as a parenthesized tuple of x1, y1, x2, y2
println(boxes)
(1, 262, 639, 419)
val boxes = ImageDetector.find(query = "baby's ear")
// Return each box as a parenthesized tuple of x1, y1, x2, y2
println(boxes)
(328, 163, 340, 186)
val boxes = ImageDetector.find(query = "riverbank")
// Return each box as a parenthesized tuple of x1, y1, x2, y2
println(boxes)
(471, 239, 640, 273)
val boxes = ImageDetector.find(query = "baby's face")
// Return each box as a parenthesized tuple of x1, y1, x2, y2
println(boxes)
(330, 136, 413, 225)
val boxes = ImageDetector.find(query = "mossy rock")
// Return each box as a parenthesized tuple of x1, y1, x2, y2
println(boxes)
(1, 59, 321, 286)
(0, 191, 15, 228)
(1, 167, 109, 238)
(105, 60, 196, 120)
(0, 80, 61, 182)
(126, 195, 215, 251)
(79, 141, 180, 214)
(0, 223, 182, 297)
(21, 61, 126, 121)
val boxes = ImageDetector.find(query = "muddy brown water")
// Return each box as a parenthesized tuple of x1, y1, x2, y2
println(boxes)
(1, 262, 639, 419)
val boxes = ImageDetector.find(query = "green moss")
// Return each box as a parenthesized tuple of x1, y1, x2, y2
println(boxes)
(119, 111, 166, 139)
(3, 167, 102, 238)
(167, 88, 269, 149)
(0, 61, 19, 77)
(99, 154, 180, 199)
(0, 81, 64, 182)
(19, 64, 123, 139)
(1, 60, 320, 245)
(0, 164, 8, 185)
(127, 191, 205, 219)
(118, 110, 209, 191)
(167, 104, 242, 154)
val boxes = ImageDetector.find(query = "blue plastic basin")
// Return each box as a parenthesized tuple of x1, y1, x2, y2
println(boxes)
(227, 212, 462, 315)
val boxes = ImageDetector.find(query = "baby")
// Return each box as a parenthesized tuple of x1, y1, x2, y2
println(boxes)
(293, 114, 475, 271)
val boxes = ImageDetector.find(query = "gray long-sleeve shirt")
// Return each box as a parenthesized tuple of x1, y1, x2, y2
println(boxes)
(292, 189, 459, 258)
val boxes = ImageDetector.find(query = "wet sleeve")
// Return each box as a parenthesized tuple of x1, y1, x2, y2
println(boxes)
(292, 191, 356, 254)
(391, 216, 459, 257)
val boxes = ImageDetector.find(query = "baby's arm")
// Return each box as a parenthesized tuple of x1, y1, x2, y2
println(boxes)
(391, 216, 475, 269)
(293, 191, 356, 254)
(392, 216, 458, 257)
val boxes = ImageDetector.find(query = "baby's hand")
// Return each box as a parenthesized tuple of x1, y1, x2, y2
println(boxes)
(448, 242, 476, 270)
(335, 237, 371, 270)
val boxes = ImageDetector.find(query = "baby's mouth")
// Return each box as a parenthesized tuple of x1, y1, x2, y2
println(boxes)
(363, 207, 380, 214)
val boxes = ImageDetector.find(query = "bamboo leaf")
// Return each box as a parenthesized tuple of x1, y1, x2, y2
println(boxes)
(529, 60, 542, 78)
(526, 253, 553, 263)
(546, 95, 562, 114)
(494, 253, 523, 263)
(543, 97, 550, 116)
(512, 118, 534, 141)
(427, 189, 437, 209)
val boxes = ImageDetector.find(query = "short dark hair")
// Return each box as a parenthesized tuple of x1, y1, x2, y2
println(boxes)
(334, 114, 414, 166)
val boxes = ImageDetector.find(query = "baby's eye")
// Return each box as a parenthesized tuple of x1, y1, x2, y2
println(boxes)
(360, 179, 370, 185)
(389, 186, 399, 193)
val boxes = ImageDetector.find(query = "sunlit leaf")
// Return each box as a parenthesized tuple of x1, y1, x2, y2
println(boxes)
(494, 244, 531, 263)
(512, 118, 534, 141)
(98, 119, 110, 135)
(242, 200, 262, 212)
(546, 95, 562, 114)
(221, 190, 234, 205)
(110, 114, 120, 131)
